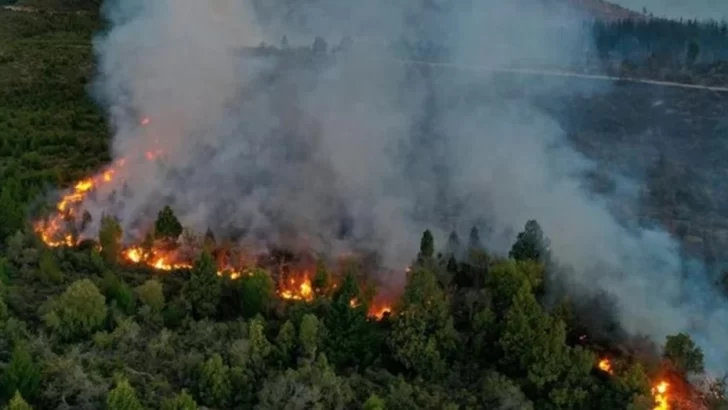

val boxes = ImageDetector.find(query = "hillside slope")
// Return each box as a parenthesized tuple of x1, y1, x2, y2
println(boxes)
(4, 0, 645, 21)
(565, 0, 646, 20)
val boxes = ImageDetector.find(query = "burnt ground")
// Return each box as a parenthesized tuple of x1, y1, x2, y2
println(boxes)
(540, 80, 728, 263)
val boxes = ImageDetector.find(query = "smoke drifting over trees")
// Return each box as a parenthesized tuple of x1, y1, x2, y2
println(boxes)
(88, 0, 728, 373)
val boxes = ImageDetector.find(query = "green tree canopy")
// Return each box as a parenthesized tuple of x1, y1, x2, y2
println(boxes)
(154, 206, 183, 241)
(362, 393, 386, 410)
(325, 270, 378, 369)
(417, 230, 435, 263)
(509, 220, 550, 263)
(0, 343, 41, 403)
(182, 251, 220, 319)
(135, 279, 165, 313)
(663, 332, 705, 375)
(238, 268, 275, 318)
(5, 391, 32, 410)
(99, 215, 123, 264)
(106, 379, 144, 410)
(389, 266, 457, 378)
(43, 279, 107, 340)
(161, 390, 197, 410)
(298, 313, 320, 361)
(197, 354, 231, 408)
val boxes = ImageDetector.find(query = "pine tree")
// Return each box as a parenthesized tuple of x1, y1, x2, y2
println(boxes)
(0, 343, 41, 403)
(154, 206, 182, 241)
(417, 230, 435, 264)
(183, 251, 220, 319)
(509, 220, 550, 263)
(197, 354, 231, 408)
(106, 379, 144, 410)
(6, 391, 32, 410)
(467, 226, 483, 251)
(98, 215, 122, 264)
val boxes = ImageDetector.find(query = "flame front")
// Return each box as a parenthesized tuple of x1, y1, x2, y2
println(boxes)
(34, 165, 122, 247)
(122, 247, 192, 271)
(122, 246, 244, 277)
(33, 117, 391, 321)
(33, 118, 152, 247)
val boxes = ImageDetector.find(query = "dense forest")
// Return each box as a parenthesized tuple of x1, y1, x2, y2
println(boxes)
(591, 18, 728, 84)
(592, 18, 728, 64)
(2, 1, 728, 409)
(3, 207, 723, 409)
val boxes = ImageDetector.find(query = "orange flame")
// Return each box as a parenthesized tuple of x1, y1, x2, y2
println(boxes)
(122, 245, 244, 278)
(279, 274, 313, 301)
(33, 159, 127, 247)
(596, 356, 671, 409)
(598, 358, 613, 374)
(351, 297, 392, 319)
(368, 303, 392, 320)
(652, 381, 670, 410)
(122, 247, 192, 271)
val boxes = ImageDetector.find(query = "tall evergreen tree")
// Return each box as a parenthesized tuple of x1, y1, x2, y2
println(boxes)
(445, 230, 461, 258)
(98, 215, 122, 264)
(183, 251, 220, 319)
(154, 206, 183, 241)
(509, 220, 550, 263)
(467, 226, 482, 251)
(106, 379, 144, 410)
(417, 230, 435, 264)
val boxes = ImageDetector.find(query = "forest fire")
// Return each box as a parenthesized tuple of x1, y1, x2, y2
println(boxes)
(32, 115, 394, 321)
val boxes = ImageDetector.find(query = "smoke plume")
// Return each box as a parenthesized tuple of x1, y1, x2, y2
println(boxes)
(88, 0, 728, 372)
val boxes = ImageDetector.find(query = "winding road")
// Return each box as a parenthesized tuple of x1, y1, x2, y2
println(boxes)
(381, 57, 728, 93)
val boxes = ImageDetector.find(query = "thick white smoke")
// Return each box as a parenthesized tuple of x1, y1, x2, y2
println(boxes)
(88, 0, 728, 372)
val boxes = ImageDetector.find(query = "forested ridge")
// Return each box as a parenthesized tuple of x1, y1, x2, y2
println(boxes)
(2, 2, 728, 409)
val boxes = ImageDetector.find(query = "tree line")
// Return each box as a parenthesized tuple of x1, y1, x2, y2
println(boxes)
(0, 205, 721, 409)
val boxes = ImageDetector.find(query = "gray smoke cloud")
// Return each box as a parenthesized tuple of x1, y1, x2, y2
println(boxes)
(86, 0, 728, 373)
